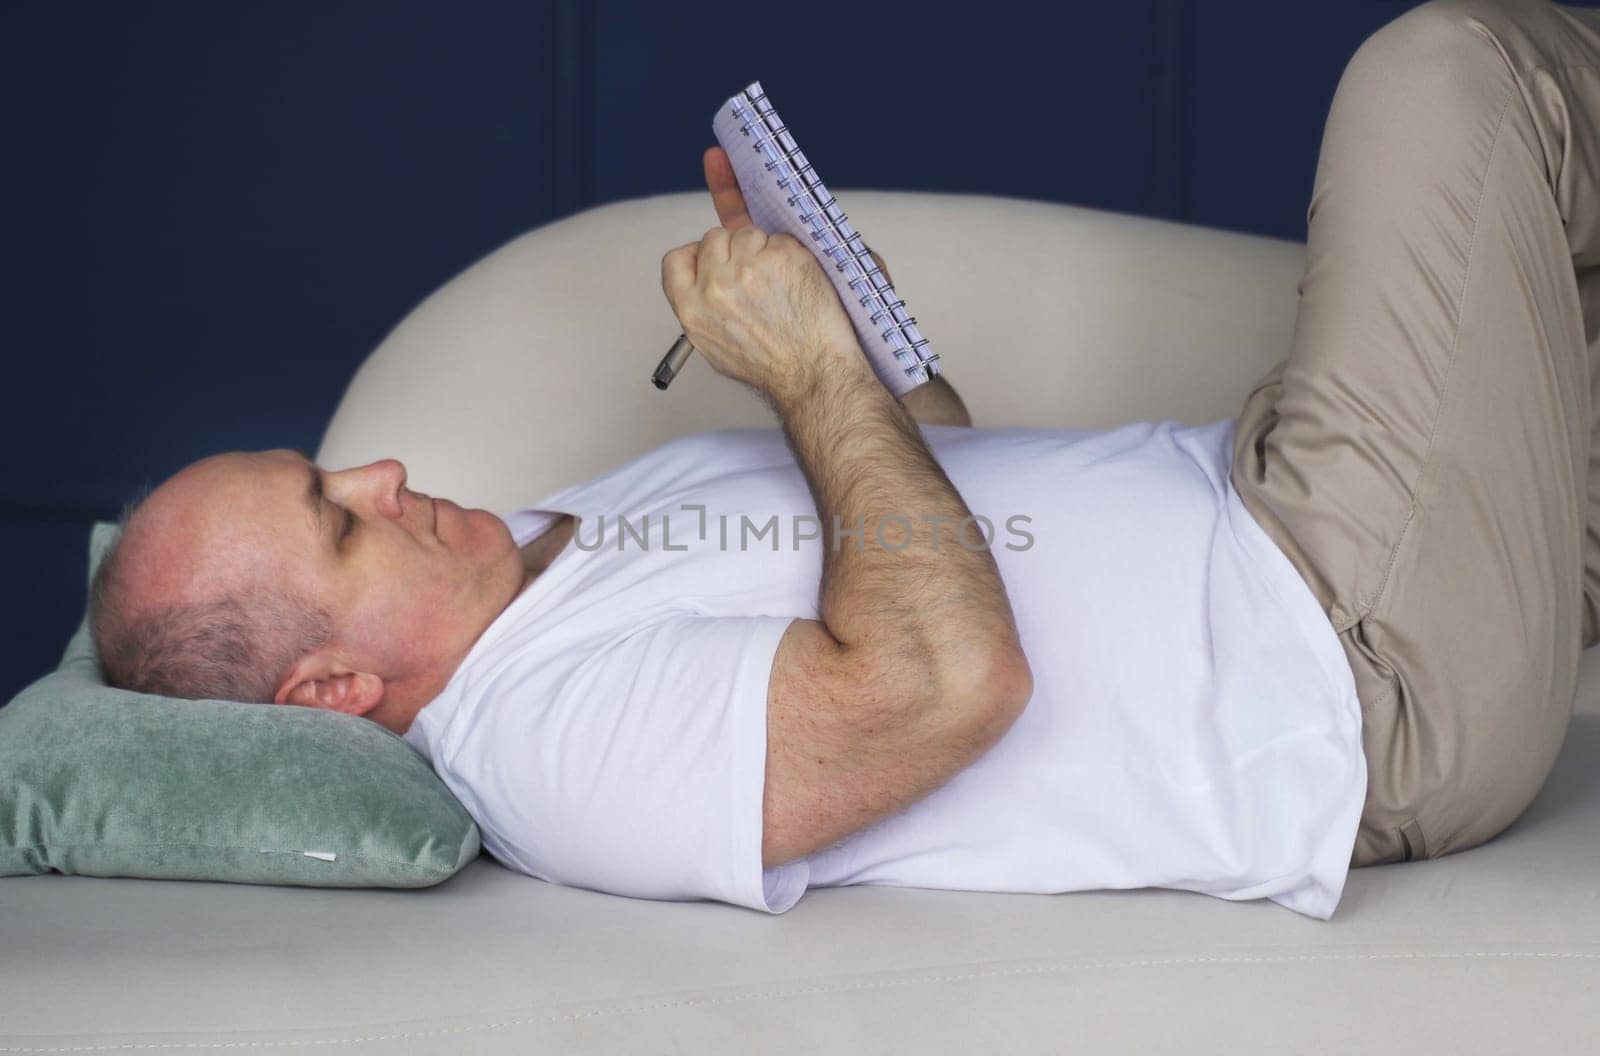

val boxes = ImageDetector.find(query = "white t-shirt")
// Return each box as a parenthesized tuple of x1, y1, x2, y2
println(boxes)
(403, 419, 1366, 919)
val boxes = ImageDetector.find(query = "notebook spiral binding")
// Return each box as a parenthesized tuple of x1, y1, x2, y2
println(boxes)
(730, 86, 939, 384)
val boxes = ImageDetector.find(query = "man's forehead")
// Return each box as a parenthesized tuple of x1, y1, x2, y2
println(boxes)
(129, 449, 309, 600)
(168, 448, 321, 539)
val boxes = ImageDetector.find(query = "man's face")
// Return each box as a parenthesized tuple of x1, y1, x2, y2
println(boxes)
(138, 447, 526, 704)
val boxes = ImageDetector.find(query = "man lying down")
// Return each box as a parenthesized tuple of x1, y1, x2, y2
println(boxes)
(88, 148, 1366, 920)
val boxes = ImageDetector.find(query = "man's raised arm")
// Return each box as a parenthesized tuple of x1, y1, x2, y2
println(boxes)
(661, 224, 1031, 869)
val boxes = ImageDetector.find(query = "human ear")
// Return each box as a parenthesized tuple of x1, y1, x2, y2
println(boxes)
(274, 663, 384, 717)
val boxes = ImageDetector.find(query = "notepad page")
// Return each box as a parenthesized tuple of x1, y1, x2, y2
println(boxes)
(711, 81, 939, 397)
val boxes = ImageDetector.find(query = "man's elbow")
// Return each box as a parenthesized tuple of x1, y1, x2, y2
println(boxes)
(934, 642, 1034, 737)
(985, 644, 1034, 722)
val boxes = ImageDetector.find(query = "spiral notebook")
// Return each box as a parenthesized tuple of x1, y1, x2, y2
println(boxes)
(711, 81, 939, 398)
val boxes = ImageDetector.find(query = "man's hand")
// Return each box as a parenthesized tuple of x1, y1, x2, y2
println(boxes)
(700, 145, 972, 426)
(666, 154, 871, 403)
(661, 226, 869, 405)
(901, 375, 973, 427)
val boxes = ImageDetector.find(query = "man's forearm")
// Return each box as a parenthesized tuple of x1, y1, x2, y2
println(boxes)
(773, 355, 1023, 699)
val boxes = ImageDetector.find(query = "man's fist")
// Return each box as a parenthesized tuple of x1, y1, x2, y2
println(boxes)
(661, 224, 868, 404)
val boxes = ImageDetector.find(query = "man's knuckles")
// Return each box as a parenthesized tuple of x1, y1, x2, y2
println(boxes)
(730, 226, 768, 252)
(660, 245, 699, 295)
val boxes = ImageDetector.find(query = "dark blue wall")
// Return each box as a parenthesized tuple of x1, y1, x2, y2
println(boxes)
(5, 0, 1572, 699)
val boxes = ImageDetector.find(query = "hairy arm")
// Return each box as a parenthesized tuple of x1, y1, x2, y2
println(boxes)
(774, 365, 1006, 674)
(661, 222, 1031, 868)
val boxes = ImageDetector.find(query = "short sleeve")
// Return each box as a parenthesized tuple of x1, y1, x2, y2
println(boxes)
(435, 613, 810, 914)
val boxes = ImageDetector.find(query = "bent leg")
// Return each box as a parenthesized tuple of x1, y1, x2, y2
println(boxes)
(1231, 0, 1600, 865)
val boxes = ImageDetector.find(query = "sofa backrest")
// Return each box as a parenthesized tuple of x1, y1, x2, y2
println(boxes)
(317, 191, 1306, 513)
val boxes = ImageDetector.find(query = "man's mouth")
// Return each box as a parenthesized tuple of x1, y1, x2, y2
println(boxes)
(402, 488, 439, 538)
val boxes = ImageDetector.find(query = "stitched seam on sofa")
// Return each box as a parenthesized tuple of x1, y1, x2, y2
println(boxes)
(3, 950, 1597, 1052)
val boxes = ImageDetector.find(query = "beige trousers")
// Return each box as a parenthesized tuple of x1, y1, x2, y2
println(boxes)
(1230, 0, 1600, 867)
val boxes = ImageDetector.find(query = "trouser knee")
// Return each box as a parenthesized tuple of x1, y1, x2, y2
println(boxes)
(1413, 686, 1571, 860)
(1339, 0, 1524, 111)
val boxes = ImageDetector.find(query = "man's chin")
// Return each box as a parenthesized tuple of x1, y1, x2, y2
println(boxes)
(467, 506, 516, 550)
(442, 503, 522, 566)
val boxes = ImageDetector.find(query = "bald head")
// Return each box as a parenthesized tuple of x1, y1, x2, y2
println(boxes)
(89, 448, 529, 730)
(110, 453, 286, 602)
(90, 453, 335, 703)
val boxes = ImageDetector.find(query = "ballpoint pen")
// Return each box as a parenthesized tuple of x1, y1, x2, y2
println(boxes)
(651, 333, 695, 390)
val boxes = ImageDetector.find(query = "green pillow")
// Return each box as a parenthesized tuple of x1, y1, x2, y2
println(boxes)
(0, 522, 480, 887)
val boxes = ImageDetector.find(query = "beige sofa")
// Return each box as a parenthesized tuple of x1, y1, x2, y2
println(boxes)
(4, 191, 1597, 1052)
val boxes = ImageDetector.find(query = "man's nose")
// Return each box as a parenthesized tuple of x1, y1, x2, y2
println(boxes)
(368, 458, 407, 490)
(333, 459, 409, 514)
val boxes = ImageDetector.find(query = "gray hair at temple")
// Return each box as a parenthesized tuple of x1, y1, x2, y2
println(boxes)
(88, 483, 335, 703)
